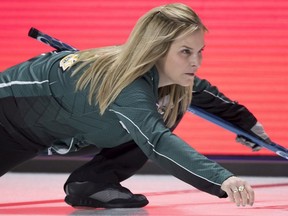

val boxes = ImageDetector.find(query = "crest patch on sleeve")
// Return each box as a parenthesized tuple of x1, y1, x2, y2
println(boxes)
(59, 54, 78, 71)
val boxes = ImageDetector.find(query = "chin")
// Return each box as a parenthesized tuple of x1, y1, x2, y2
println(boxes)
(179, 79, 194, 87)
(178, 83, 193, 87)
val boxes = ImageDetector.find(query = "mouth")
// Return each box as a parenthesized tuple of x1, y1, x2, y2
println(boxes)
(185, 73, 195, 77)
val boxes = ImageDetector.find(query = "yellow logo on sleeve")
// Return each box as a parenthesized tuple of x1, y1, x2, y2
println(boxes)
(59, 54, 79, 71)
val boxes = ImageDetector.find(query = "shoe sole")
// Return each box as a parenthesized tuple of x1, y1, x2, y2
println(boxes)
(65, 195, 149, 208)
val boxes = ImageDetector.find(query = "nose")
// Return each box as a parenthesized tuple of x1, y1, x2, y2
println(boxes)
(190, 54, 202, 68)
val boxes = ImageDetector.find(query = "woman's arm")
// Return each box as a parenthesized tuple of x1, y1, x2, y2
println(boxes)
(192, 76, 257, 131)
(192, 76, 270, 150)
(110, 77, 233, 198)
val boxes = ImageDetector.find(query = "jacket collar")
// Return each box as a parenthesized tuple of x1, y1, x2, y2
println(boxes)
(149, 66, 160, 100)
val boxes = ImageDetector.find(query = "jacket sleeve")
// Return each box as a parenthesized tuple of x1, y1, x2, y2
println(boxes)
(110, 77, 233, 198)
(192, 76, 257, 131)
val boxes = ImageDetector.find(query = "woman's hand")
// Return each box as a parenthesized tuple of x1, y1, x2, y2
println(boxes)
(221, 176, 255, 207)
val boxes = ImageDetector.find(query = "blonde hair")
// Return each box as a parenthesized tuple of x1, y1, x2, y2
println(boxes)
(72, 3, 207, 128)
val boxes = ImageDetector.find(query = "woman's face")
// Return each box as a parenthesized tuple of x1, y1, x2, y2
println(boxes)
(156, 29, 205, 87)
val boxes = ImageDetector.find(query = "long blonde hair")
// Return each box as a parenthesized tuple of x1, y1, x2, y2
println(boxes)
(72, 3, 207, 128)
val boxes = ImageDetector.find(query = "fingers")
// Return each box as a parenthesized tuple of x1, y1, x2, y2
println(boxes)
(221, 176, 255, 207)
(231, 186, 248, 206)
(231, 187, 242, 206)
(239, 186, 248, 206)
(244, 182, 255, 206)
(225, 188, 235, 203)
(229, 186, 252, 207)
(235, 135, 262, 151)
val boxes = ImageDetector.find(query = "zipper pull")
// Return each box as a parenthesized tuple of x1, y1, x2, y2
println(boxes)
(47, 147, 53, 155)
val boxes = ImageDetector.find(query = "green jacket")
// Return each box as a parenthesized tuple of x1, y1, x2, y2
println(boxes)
(0, 51, 257, 198)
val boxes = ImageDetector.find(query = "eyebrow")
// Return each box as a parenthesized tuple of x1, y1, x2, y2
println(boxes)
(182, 45, 206, 50)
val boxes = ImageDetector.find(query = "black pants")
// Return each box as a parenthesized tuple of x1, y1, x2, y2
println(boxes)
(0, 123, 146, 184)
(0, 124, 44, 177)
(65, 140, 148, 186)
(0, 119, 146, 184)
(0, 97, 48, 177)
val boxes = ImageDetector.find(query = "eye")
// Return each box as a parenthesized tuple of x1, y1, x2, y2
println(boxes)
(181, 49, 191, 55)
